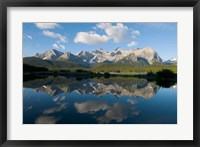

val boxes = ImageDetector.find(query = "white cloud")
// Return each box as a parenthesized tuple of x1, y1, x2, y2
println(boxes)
(132, 30, 140, 35)
(74, 23, 139, 45)
(127, 41, 138, 47)
(23, 34, 32, 40)
(35, 23, 60, 29)
(27, 35, 32, 39)
(131, 36, 136, 39)
(59, 44, 65, 50)
(96, 23, 129, 43)
(52, 43, 59, 49)
(52, 43, 65, 50)
(96, 22, 111, 30)
(92, 26, 97, 30)
(43, 30, 67, 43)
(74, 32, 110, 45)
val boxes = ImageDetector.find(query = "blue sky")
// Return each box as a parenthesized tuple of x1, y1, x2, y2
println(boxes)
(23, 22, 177, 60)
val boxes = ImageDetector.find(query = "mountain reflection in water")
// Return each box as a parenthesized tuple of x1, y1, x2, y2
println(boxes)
(24, 76, 160, 98)
(23, 76, 177, 124)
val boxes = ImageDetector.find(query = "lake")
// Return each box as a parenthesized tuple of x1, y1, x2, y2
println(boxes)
(23, 76, 177, 124)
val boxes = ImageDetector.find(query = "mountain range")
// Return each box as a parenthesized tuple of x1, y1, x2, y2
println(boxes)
(24, 48, 177, 68)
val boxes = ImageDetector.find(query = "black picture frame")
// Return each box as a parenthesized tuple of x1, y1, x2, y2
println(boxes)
(0, 0, 199, 146)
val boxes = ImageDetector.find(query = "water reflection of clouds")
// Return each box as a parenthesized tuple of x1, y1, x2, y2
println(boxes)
(97, 103, 128, 123)
(53, 96, 66, 105)
(43, 103, 68, 115)
(75, 101, 109, 113)
(34, 95, 140, 124)
(126, 99, 137, 104)
(75, 99, 139, 123)
(34, 96, 140, 124)
(35, 116, 60, 124)
(24, 106, 33, 111)
(35, 96, 68, 124)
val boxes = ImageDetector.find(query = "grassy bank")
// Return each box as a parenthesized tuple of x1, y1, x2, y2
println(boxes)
(47, 64, 177, 73)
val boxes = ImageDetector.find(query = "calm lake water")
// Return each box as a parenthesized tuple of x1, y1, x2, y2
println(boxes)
(23, 76, 177, 124)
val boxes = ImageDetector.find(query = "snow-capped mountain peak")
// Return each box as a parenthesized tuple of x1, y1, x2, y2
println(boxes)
(169, 58, 177, 61)
(35, 49, 64, 60)
(34, 47, 164, 65)
(164, 57, 177, 65)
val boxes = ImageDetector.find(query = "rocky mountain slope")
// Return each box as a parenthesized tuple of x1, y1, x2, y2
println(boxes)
(24, 48, 177, 68)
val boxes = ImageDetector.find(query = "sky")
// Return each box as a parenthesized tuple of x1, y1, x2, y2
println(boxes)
(23, 22, 177, 60)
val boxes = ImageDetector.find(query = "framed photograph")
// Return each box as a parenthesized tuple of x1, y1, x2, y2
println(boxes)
(0, 0, 199, 146)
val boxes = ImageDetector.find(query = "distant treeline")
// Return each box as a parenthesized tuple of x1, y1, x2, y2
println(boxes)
(24, 64, 49, 72)
(90, 64, 177, 73)
(24, 63, 177, 74)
